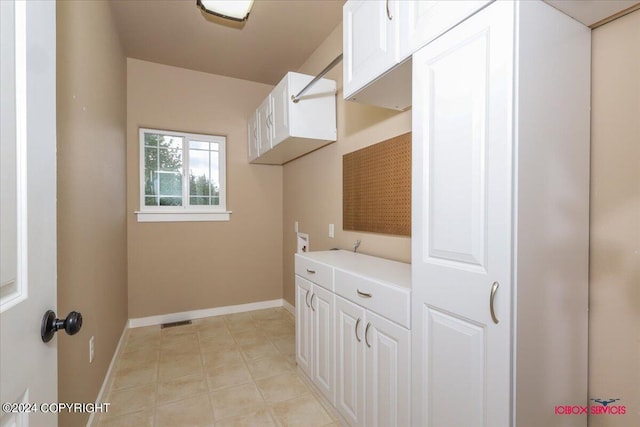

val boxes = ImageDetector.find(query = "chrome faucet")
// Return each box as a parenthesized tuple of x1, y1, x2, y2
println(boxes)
(353, 239, 361, 253)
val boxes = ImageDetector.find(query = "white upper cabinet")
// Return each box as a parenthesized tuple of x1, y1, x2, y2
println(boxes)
(343, 0, 399, 98)
(343, 0, 410, 111)
(248, 72, 336, 165)
(270, 74, 290, 147)
(247, 111, 259, 162)
(343, 0, 491, 111)
(257, 96, 272, 156)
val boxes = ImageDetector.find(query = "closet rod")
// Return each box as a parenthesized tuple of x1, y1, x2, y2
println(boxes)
(291, 53, 343, 103)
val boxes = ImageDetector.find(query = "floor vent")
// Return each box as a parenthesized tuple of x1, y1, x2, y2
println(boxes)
(161, 320, 192, 329)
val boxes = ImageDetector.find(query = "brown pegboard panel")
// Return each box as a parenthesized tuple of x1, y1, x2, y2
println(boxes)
(343, 132, 411, 236)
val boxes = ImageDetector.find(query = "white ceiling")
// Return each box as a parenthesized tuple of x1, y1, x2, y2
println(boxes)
(110, 0, 344, 85)
(111, 0, 639, 87)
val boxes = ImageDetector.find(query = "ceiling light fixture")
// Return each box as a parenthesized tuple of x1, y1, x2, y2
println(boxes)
(196, 0, 254, 22)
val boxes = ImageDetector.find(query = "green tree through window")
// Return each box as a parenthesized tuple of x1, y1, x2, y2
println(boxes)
(141, 129, 224, 210)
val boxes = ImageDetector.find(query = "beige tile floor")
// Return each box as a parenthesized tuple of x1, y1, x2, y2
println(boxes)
(94, 308, 341, 427)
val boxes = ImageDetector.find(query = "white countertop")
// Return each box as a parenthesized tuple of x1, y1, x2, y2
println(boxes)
(296, 250, 411, 289)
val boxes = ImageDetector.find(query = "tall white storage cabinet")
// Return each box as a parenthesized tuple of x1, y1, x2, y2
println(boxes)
(411, 2, 590, 427)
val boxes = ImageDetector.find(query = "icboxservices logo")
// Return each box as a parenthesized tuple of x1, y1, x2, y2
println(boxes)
(554, 398, 627, 416)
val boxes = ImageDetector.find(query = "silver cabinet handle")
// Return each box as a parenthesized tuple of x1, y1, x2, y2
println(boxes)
(490, 282, 499, 324)
(306, 268, 316, 274)
(386, 0, 393, 20)
(305, 289, 310, 308)
(310, 293, 316, 311)
(355, 318, 362, 342)
(357, 289, 372, 298)
(365, 322, 371, 348)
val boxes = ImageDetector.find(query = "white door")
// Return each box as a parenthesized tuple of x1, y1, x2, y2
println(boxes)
(365, 311, 410, 427)
(411, 2, 513, 427)
(257, 96, 271, 156)
(335, 296, 365, 427)
(0, 1, 58, 426)
(295, 276, 313, 377)
(311, 285, 334, 404)
(343, 0, 398, 99)
(269, 74, 289, 147)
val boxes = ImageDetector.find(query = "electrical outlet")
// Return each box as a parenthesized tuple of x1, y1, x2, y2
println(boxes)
(294, 221, 299, 233)
(89, 336, 94, 364)
(329, 223, 334, 238)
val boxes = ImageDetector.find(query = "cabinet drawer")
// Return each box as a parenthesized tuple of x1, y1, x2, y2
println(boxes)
(295, 255, 333, 291)
(335, 269, 410, 328)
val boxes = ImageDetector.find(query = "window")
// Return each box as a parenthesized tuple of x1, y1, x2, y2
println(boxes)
(136, 128, 230, 222)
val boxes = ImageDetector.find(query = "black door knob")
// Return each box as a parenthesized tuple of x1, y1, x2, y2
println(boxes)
(41, 310, 82, 343)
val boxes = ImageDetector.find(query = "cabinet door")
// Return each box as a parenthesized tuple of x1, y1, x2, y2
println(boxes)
(335, 296, 365, 427)
(257, 96, 272, 155)
(399, 0, 490, 58)
(311, 285, 335, 404)
(411, 2, 513, 427)
(343, 0, 398, 99)
(247, 111, 259, 162)
(295, 276, 313, 377)
(270, 74, 290, 147)
(364, 311, 410, 427)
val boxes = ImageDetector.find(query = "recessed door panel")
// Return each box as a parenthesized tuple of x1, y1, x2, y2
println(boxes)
(425, 28, 488, 271)
(424, 305, 485, 427)
(335, 296, 365, 427)
(295, 276, 313, 377)
(365, 311, 410, 427)
(312, 285, 335, 404)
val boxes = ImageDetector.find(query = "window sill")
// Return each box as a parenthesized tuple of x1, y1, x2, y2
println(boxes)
(135, 210, 232, 223)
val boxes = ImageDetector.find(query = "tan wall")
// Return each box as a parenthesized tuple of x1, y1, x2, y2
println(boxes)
(126, 59, 282, 318)
(282, 23, 412, 305)
(56, 2, 128, 426)
(590, 10, 640, 426)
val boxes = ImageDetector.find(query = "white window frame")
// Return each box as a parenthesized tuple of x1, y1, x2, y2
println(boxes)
(135, 127, 231, 222)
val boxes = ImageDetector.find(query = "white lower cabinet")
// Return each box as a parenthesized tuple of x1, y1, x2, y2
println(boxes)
(335, 296, 366, 426)
(295, 276, 335, 404)
(365, 310, 410, 427)
(335, 296, 410, 427)
(294, 251, 411, 427)
(311, 285, 335, 404)
(295, 276, 313, 377)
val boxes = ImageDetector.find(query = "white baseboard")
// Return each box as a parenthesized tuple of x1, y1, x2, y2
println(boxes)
(128, 298, 287, 328)
(86, 324, 127, 427)
(282, 299, 295, 316)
